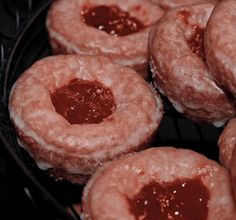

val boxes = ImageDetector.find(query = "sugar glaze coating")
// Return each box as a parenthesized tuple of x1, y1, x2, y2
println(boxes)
(46, 0, 164, 78)
(205, 0, 236, 98)
(149, 0, 218, 10)
(149, 3, 236, 125)
(9, 54, 163, 183)
(82, 147, 236, 220)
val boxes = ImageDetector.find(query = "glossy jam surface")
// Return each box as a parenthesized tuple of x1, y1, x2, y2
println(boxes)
(128, 178, 209, 220)
(187, 25, 205, 60)
(81, 5, 145, 36)
(51, 79, 116, 124)
(179, 10, 191, 25)
(178, 11, 206, 60)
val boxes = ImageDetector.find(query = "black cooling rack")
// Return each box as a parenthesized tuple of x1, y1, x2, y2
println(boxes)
(0, 1, 223, 220)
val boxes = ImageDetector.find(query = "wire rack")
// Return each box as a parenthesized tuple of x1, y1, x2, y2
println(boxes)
(0, 0, 223, 219)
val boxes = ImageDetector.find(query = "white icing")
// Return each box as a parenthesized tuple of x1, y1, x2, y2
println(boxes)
(157, 86, 165, 96)
(36, 161, 53, 171)
(17, 138, 54, 170)
(169, 99, 185, 113)
(149, 56, 158, 78)
(212, 118, 228, 128)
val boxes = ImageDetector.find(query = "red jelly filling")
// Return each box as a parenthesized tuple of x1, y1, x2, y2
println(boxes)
(81, 5, 145, 36)
(179, 10, 191, 25)
(51, 79, 116, 124)
(128, 178, 210, 220)
(187, 25, 205, 60)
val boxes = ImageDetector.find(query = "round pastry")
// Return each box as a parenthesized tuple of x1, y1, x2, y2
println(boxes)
(218, 118, 236, 169)
(219, 118, 236, 204)
(82, 147, 236, 220)
(149, 0, 218, 10)
(205, 0, 236, 98)
(46, 0, 164, 79)
(149, 3, 236, 125)
(9, 54, 163, 184)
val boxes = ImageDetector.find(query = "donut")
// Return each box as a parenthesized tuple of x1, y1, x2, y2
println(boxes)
(218, 118, 236, 202)
(219, 119, 236, 204)
(205, 0, 236, 98)
(9, 54, 163, 183)
(230, 147, 236, 204)
(149, 0, 218, 10)
(218, 118, 236, 168)
(82, 147, 236, 220)
(149, 3, 236, 125)
(46, 0, 164, 79)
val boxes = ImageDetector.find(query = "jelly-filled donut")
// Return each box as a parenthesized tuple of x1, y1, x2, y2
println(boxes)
(218, 118, 236, 169)
(219, 119, 236, 204)
(82, 147, 236, 220)
(230, 147, 236, 203)
(149, 3, 236, 125)
(9, 54, 163, 183)
(46, 0, 164, 79)
(205, 0, 236, 98)
(149, 0, 217, 10)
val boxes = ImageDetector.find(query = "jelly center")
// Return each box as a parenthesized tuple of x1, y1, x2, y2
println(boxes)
(81, 5, 145, 36)
(128, 178, 209, 220)
(187, 25, 205, 60)
(51, 79, 116, 124)
(178, 11, 206, 60)
(179, 10, 191, 25)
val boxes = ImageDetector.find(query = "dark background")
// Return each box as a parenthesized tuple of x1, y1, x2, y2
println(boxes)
(0, 0, 55, 219)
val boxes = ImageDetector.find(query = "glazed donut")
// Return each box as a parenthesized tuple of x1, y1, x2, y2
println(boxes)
(219, 118, 236, 204)
(205, 0, 236, 98)
(230, 147, 236, 204)
(149, 0, 218, 10)
(9, 54, 163, 183)
(46, 0, 164, 79)
(149, 3, 236, 125)
(82, 147, 236, 220)
(218, 118, 236, 168)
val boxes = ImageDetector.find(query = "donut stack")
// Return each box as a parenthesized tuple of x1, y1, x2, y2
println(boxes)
(46, 0, 164, 78)
(8, 0, 236, 219)
(149, 0, 236, 125)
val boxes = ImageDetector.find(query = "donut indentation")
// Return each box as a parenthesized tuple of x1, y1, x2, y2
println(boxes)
(178, 10, 191, 25)
(149, 3, 236, 124)
(187, 25, 205, 60)
(51, 79, 116, 124)
(9, 54, 163, 183)
(128, 178, 209, 220)
(82, 147, 236, 219)
(81, 5, 145, 36)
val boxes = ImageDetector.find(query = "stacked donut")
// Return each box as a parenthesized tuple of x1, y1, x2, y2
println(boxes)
(149, 0, 236, 125)
(9, 54, 163, 183)
(8, 0, 236, 219)
(219, 118, 236, 204)
(82, 147, 236, 220)
(46, 0, 164, 78)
